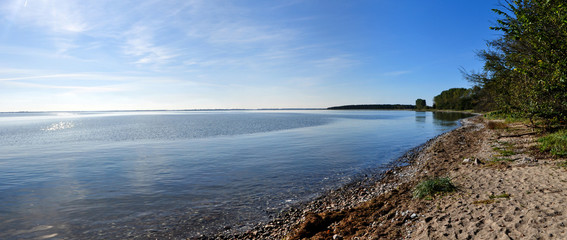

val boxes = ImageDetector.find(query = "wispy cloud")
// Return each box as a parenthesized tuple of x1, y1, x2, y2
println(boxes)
(383, 70, 412, 76)
(0, 73, 94, 82)
(2, 0, 355, 73)
(0, 0, 369, 111)
(122, 25, 179, 66)
(310, 55, 358, 72)
(5, 0, 88, 33)
(8, 81, 123, 93)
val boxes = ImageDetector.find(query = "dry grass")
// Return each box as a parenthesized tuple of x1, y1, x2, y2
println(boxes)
(487, 120, 508, 129)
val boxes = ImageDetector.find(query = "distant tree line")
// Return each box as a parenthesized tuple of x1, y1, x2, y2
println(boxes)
(328, 104, 415, 110)
(435, 0, 567, 127)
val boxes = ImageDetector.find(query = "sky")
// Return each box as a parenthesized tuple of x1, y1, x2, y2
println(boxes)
(0, 0, 502, 111)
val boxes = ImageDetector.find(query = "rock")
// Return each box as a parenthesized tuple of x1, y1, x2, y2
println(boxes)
(463, 158, 471, 163)
(518, 156, 537, 164)
(410, 213, 418, 219)
(474, 158, 483, 165)
(333, 234, 343, 240)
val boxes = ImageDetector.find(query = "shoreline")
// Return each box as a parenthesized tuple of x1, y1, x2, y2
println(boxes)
(196, 116, 482, 239)
(207, 114, 567, 239)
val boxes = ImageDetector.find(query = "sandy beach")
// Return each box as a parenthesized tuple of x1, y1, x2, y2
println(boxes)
(205, 115, 567, 239)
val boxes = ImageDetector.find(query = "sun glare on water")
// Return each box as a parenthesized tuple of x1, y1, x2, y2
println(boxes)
(42, 121, 74, 131)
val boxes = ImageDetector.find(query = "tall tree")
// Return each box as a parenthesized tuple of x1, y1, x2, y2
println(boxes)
(465, 0, 567, 126)
(433, 88, 473, 110)
(415, 99, 427, 110)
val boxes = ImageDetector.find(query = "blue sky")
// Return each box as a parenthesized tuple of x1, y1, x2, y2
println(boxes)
(0, 0, 500, 111)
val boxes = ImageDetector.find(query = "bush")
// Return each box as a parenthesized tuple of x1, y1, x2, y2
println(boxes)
(539, 130, 567, 157)
(412, 177, 456, 199)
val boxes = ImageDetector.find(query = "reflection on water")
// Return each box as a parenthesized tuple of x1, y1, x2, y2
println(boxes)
(415, 111, 473, 127)
(415, 111, 427, 123)
(433, 111, 474, 126)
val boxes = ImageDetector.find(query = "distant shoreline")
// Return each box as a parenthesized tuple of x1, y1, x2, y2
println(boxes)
(327, 104, 416, 110)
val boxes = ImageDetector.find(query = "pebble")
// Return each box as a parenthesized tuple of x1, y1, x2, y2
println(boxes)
(333, 234, 343, 240)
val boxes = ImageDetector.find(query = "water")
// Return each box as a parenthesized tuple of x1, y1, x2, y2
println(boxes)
(0, 110, 470, 239)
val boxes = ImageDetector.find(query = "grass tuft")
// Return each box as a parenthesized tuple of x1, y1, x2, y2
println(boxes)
(538, 130, 567, 157)
(489, 193, 511, 199)
(413, 177, 456, 199)
(557, 161, 567, 168)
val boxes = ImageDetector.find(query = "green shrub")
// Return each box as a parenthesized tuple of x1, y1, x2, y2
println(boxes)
(539, 130, 567, 157)
(413, 177, 456, 199)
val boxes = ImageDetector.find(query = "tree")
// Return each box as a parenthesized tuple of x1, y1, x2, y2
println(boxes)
(415, 99, 427, 110)
(433, 88, 474, 110)
(465, 0, 567, 127)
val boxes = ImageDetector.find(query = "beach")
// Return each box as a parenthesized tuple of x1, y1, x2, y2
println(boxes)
(202, 115, 567, 239)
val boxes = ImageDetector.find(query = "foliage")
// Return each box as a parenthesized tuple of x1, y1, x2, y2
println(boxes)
(538, 130, 567, 156)
(433, 88, 474, 110)
(412, 177, 456, 199)
(415, 99, 427, 110)
(464, 0, 567, 128)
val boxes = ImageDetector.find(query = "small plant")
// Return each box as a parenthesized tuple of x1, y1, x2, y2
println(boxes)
(413, 177, 456, 199)
(539, 130, 567, 157)
(557, 161, 567, 168)
(492, 141, 516, 156)
(489, 193, 511, 199)
(492, 147, 515, 156)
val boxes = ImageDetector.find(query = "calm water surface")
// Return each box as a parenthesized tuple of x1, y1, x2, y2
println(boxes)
(0, 110, 469, 239)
